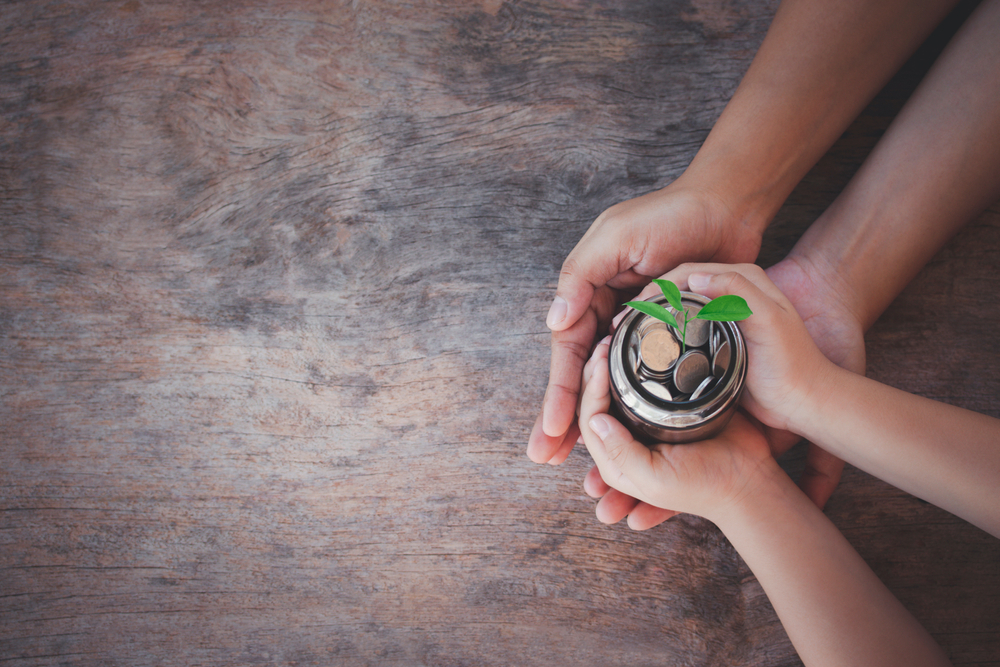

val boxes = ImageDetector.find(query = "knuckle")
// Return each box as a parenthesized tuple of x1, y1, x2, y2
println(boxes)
(718, 270, 750, 294)
(607, 439, 630, 468)
(553, 336, 592, 363)
(558, 255, 582, 282)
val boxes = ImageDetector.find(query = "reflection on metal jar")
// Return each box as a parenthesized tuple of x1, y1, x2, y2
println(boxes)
(608, 291, 747, 445)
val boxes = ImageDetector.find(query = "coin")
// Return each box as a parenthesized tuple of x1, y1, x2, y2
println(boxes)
(678, 304, 710, 348)
(713, 340, 731, 377)
(673, 350, 711, 394)
(689, 375, 715, 401)
(641, 380, 673, 402)
(639, 327, 680, 373)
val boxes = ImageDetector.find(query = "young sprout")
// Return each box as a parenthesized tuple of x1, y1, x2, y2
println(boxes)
(624, 278, 753, 354)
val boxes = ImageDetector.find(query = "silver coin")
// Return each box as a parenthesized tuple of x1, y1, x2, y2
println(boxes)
(689, 375, 715, 401)
(713, 340, 731, 377)
(641, 380, 673, 402)
(709, 324, 720, 359)
(673, 350, 711, 394)
(678, 304, 710, 348)
(639, 327, 680, 373)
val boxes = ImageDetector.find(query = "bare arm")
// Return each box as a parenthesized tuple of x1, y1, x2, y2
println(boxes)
(579, 343, 953, 667)
(782, 0, 1000, 333)
(793, 365, 1000, 538)
(531, 0, 958, 470)
(681, 0, 960, 230)
(716, 464, 953, 667)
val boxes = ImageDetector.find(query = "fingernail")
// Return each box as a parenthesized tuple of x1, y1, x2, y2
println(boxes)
(546, 296, 568, 329)
(589, 415, 610, 439)
(590, 335, 610, 360)
(688, 273, 710, 291)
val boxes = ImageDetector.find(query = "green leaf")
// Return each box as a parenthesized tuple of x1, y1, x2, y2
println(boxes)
(624, 301, 679, 329)
(651, 278, 683, 312)
(696, 295, 753, 321)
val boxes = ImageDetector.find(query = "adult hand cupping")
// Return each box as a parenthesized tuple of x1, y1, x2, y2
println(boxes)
(527, 181, 765, 467)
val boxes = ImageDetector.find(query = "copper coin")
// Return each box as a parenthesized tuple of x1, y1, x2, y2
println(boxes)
(673, 350, 711, 394)
(639, 328, 680, 373)
(678, 304, 710, 348)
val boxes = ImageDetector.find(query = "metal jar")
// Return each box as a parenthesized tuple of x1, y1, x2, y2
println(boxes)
(608, 291, 747, 444)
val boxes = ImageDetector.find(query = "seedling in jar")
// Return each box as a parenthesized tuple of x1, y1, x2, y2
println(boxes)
(624, 278, 752, 354)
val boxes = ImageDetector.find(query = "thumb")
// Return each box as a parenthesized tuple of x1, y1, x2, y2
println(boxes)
(686, 268, 787, 341)
(548, 232, 633, 331)
(586, 414, 656, 499)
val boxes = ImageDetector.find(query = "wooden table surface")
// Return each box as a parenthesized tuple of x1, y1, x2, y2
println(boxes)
(2, 1, 998, 665)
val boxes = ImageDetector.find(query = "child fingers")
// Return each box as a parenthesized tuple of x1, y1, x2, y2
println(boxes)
(629, 262, 779, 307)
(585, 413, 652, 500)
(686, 264, 790, 307)
(686, 269, 788, 338)
(546, 421, 581, 465)
(626, 503, 679, 531)
(595, 489, 641, 525)
(582, 335, 611, 387)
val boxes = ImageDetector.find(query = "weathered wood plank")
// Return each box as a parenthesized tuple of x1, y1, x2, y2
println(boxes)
(2, 0, 997, 665)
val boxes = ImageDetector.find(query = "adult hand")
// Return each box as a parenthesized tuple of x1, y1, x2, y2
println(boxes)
(527, 179, 766, 466)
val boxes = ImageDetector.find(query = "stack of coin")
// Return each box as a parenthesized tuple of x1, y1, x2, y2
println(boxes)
(632, 308, 734, 403)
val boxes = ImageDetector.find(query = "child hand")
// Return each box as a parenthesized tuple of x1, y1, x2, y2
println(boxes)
(579, 338, 780, 523)
(648, 263, 835, 433)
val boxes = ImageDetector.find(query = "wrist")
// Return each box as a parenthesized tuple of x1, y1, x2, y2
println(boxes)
(678, 140, 788, 241)
(704, 454, 790, 529)
(786, 355, 841, 440)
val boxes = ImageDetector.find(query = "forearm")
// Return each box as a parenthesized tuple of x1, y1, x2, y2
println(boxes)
(714, 466, 951, 667)
(794, 364, 1000, 538)
(787, 0, 1000, 331)
(682, 0, 957, 232)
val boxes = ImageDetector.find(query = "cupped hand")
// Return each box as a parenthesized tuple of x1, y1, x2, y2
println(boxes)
(680, 264, 835, 429)
(579, 338, 779, 524)
(585, 260, 862, 526)
(763, 255, 865, 508)
(527, 180, 765, 466)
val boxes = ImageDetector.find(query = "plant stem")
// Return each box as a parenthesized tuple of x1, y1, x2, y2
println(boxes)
(680, 309, 688, 354)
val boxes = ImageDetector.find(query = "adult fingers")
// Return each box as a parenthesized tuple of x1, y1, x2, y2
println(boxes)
(540, 307, 598, 440)
(547, 219, 637, 333)
(528, 413, 580, 463)
(595, 489, 640, 524)
(627, 503, 679, 530)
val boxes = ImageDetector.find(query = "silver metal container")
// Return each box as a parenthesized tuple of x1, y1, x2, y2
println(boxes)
(608, 291, 747, 444)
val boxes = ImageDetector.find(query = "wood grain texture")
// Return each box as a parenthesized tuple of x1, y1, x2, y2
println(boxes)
(1, 1, 997, 665)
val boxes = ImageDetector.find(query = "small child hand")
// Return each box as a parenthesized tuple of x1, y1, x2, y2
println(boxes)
(579, 338, 779, 523)
(629, 263, 835, 434)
